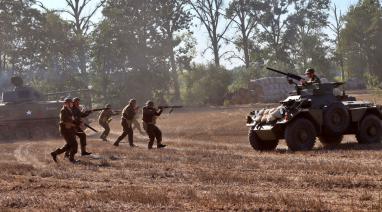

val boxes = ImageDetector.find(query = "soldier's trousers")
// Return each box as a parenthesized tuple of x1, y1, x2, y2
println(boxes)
(75, 128, 87, 153)
(145, 124, 162, 148)
(53, 128, 78, 161)
(100, 122, 110, 139)
(115, 119, 134, 146)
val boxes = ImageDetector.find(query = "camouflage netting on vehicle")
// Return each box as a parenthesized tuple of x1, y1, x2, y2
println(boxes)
(252, 106, 285, 127)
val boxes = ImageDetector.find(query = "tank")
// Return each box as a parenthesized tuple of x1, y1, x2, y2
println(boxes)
(246, 68, 382, 151)
(0, 77, 90, 140)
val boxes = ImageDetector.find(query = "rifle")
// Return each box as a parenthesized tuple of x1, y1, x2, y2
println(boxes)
(266, 67, 303, 82)
(158, 105, 183, 114)
(84, 123, 98, 133)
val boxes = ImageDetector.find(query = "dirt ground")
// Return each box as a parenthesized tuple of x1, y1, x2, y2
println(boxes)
(0, 91, 382, 211)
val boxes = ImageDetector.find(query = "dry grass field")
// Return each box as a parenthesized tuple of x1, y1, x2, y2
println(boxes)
(1, 91, 382, 211)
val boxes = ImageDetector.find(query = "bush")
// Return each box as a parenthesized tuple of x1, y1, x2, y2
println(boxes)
(180, 64, 232, 105)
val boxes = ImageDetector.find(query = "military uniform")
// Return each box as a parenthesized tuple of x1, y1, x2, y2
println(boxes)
(98, 108, 118, 141)
(307, 75, 321, 84)
(114, 105, 136, 146)
(72, 105, 92, 155)
(142, 105, 165, 149)
(51, 105, 78, 162)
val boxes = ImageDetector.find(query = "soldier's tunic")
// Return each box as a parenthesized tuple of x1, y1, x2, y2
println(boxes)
(72, 106, 91, 153)
(98, 109, 116, 140)
(142, 106, 163, 148)
(114, 105, 136, 146)
(307, 75, 321, 84)
(52, 106, 77, 161)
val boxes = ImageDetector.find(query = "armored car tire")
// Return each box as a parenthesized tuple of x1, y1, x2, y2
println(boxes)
(323, 102, 350, 135)
(285, 118, 317, 151)
(249, 130, 278, 151)
(319, 135, 343, 146)
(356, 114, 381, 144)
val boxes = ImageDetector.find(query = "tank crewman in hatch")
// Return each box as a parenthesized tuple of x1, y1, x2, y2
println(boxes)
(98, 104, 119, 142)
(301, 68, 321, 85)
(142, 101, 166, 149)
(72, 97, 92, 156)
(113, 99, 138, 147)
(51, 98, 78, 163)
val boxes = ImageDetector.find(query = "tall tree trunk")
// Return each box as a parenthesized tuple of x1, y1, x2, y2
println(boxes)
(169, 41, 180, 102)
(241, 28, 250, 69)
(212, 38, 220, 67)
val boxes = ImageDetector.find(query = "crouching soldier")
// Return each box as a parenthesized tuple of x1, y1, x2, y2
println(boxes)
(142, 101, 166, 149)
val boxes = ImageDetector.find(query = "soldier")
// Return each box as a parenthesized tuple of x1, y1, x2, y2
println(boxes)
(302, 68, 321, 85)
(72, 97, 92, 156)
(142, 101, 166, 149)
(51, 98, 78, 163)
(113, 99, 138, 147)
(98, 104, 119, 142)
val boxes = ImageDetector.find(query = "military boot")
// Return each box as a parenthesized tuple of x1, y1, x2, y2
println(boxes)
(157, 144, 167, 149)
(50, 152, 58, 163)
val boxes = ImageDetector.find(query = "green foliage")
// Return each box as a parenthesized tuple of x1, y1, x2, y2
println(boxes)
(340, 0, 382, 81)
(180, 64, 232, 105)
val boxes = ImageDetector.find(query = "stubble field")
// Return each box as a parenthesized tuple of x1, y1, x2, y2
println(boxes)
(0, 91, 382, 211)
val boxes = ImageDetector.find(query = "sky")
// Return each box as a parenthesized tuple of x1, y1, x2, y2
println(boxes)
(38, 0, 359, 69)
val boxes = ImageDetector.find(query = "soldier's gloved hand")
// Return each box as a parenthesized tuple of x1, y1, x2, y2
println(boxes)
(288, 79, 294, 84)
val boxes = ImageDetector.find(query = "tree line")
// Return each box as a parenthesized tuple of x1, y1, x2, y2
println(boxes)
(0, 0, 381, 106)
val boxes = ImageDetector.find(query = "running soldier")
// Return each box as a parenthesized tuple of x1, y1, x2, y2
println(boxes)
(51, 98, 78, 163)
(72, 97, 92, 156)
(113, 99, 138, 147)
(142, 101, 166, 149)
(98, 104, 119, 142)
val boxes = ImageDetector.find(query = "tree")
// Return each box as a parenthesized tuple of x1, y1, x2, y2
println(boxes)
(328, 4, 345, 80)
(226, 0, 258, 69)
(287, 0, 331, 75)
(0, 0, 41, 74)
(255, 0, 296, 65)
(180, 64, 231, 105)
(341, 0, 382, 81)
(91, 0, 173, 105)
(159, 0, 192, 102)
(37, 0, 106, 79)
(189, 0, 233, 67)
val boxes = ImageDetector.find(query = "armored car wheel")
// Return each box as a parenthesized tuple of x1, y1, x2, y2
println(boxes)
(356, 114, 381, 144)
(323, 102, 350, 135)
(249, 130, 278, 151)
(319, 135, 343, 146)
(285, 118, 317, 151)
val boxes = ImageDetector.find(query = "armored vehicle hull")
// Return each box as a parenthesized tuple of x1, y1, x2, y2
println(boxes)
(0, 101, 61, 140)
(0, 76, 90, 141)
